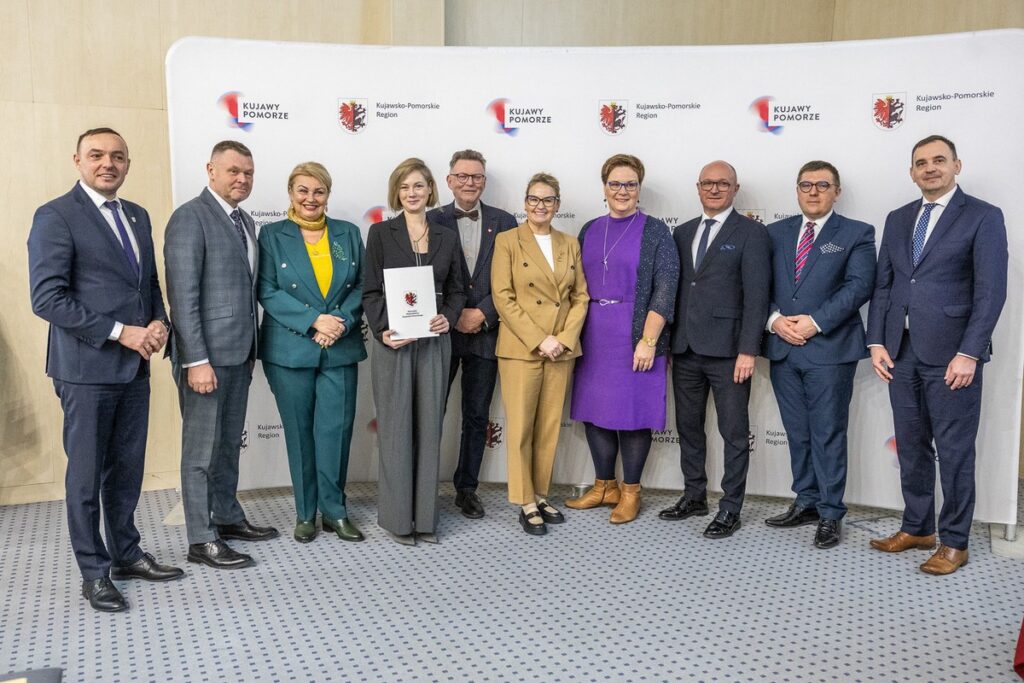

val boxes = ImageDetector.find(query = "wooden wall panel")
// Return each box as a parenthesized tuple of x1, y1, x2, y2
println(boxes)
(0, 1, 32, 102)
(392, 0, 446, 45)
(833, 0, 1024, 40)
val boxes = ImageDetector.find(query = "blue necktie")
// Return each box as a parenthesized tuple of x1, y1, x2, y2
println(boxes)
(103, 200, 140, 280)
(694, 218, 714, 269)
(230, 209, 249, 251)
(912, 202, 937, 266)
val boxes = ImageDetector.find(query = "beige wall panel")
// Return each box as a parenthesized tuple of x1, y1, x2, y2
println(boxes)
(391, 0, 446, 45)
(28, 0, 165, 110)
(445, 0, 523, 46)
(833, 0, 1024, 41)
(0, 1, 33, 102)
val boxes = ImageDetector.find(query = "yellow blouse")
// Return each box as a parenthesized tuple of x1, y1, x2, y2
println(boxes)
(304, 231, 333, 298)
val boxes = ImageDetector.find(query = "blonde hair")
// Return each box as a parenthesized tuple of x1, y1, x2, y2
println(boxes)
(387, 158, 438, 211)
(287, 161, 332, 193)
(525, 172, 560, 199)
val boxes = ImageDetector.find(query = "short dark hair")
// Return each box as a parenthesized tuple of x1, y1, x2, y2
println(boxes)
(77, 127, 123, 152)
(912, 134, 957, 161)
(797, 160, 840, 187)
(211, 140, 253, 159)
(601, 154, 645, 185)
(449, 149, 486, 170)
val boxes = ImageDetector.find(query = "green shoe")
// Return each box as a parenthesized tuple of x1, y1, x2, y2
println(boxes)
(323, 517, 364, 542)
(294, 519, 317, 543)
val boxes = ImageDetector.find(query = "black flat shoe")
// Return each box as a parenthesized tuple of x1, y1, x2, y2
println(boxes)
(536, 500, 564, 524)
(765, 503, 820, 528)
(659, 497, 709, 520)
(703, 510, 741, 539)
(216, 519, 279, 542)
(323, 517, 364, 542)
(82, 577, 127, 612)
(110, 552, 184, 582)
(519, 509, 547, 536)
(187, 539, 255, 569)
(455, 489, 485, 519)
(814, 519, 842, 549)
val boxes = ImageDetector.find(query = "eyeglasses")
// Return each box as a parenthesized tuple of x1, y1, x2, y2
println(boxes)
(450, 173, 486, 185)
(699, 180, 733, 191)
(798, 181, 836, 193)
(606, 181, 640, 193)
(525, 195, 559, 208)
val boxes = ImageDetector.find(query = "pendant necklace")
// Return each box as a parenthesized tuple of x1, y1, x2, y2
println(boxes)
(410, 222, 429, 267)
(602, 212, 639, 285)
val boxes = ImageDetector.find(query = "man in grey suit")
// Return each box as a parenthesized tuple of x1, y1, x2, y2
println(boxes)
(165, 140, 278, 570)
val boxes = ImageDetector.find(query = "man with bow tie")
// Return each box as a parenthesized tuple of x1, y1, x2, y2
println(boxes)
(866, 136, 1007, 574)
(762, 160, 876, 549)
(427, 149, 517, 519)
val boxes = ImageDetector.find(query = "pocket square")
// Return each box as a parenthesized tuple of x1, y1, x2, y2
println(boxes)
(719, 244, 736, 251)
(819, 242, 844, 254)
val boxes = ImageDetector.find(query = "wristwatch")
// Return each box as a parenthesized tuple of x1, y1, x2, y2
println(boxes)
(642, 336, 657, 348)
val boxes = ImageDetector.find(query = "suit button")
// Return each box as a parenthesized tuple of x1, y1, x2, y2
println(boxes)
(690, 282, 695, 287)
(528, 283, 534, 287)
(910, 278, 916, 284)
(469, 284, 474, 289)
(249, 312, 254, 317)
(555, 302, 560, 307)
(281, 263, 287, 268)
(291, 283, 297, 289)
(536, 300, 542, 305)
(523, 262, 528, 267)
(305, 304, 310, 308)
(347, 284, 352, 288)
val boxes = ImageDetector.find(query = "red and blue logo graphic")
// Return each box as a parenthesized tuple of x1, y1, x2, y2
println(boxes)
(750, 96, 783, 135)
(363, 206, 385, 225)
(219, 91, 252, 131)
(487, 98, 518, 136)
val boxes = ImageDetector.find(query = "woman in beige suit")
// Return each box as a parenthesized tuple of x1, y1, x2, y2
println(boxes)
(492, 172, 589, 536)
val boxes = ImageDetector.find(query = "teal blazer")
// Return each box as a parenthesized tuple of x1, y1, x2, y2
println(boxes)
(257, 217, 368, 368)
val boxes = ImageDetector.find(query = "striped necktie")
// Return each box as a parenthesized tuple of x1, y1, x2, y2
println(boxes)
(794, 221, 815, 282)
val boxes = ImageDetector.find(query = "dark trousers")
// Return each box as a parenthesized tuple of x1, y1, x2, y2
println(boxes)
(175, 363, 250, 544)
(770, 355, 856, 520)
(890, 333, 983, 550)
(446, 352, 499, 492)
(672, 350, 751, 514)
(54, 375, 149, 580)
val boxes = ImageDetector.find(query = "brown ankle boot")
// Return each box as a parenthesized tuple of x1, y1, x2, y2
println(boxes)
(565, 479, 620, 509)
(609, 483, 641, 523)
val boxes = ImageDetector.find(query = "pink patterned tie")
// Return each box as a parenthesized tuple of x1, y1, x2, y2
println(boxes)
(794, 221, 815, 282)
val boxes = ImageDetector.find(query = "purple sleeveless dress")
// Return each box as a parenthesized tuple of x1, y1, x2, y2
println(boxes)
(570, 212, 667, 430)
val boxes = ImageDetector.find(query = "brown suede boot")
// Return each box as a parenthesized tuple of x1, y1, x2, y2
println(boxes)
(609, 483, 641, 524)
(565, 479, 620, 509)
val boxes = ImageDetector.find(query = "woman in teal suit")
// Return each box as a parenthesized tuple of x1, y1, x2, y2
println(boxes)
(258, 162, 367, 543)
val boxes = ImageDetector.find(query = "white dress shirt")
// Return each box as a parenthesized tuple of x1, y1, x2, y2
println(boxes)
(455, 202, 482, 276)
(766, 210, 832, 334)
(691, 206, 733, 265)
(535, 233, 554, 269)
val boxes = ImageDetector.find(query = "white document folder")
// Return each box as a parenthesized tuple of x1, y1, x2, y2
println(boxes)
(383, 265, 438, 340)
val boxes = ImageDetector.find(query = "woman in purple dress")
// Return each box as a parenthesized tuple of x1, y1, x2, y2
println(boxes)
(566, 154, 680, 523)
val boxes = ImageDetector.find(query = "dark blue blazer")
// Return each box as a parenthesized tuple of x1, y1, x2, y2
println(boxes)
(764, 212, 875, 364)
(670, 210, 771, 358)
(28, 184, 166, 383)
(866, 187, 1007, 365)
(427, 201, 516, 359)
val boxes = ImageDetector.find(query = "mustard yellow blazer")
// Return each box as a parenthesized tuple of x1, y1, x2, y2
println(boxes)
(491, 223, 589, 361)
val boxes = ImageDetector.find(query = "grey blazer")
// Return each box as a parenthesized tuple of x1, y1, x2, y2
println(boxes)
(164, 187, 259, 367)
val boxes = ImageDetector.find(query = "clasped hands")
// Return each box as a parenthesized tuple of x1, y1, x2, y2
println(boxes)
(312, 314, 347, 348)
(118, 320, 168, 360)
(537, 335, 565, 361)
(382, 315, 450, 350)
(771, 314, 818, 346)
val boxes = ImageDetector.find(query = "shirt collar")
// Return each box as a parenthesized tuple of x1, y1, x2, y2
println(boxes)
(208, 186, 239, 217)
(701, 206, 733, 224)
(801, 210, 833, 229)
(454, 201, 481, 217)
(922, 185, 958, 209)
(78, 180, 116, 209)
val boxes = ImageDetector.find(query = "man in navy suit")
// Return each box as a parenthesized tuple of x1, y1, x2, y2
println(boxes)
(661, 160, 771, 539)
(28, 128, 183, 612)
(427, 149, 517, 519)
(763, 161, 876, 549)
(867, 135, 1007, 575)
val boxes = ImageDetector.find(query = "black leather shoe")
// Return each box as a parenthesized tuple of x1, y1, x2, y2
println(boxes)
(703, 510, 741, 539)
(765, 503, 820, 528)
(455, 489, 485, 519)
(814, 518, 842, 549)
(110, 552, 184, 582)
(294, 520, 317, 543)
(658, 496, 709, 520)
(82, 577, 127, 612)
(519, 509, 547, 536)
(536, 500, 564, 524)
(216, 519, 279, 541)
(322, 517, 364, 542)
(187, 539, 255, 569)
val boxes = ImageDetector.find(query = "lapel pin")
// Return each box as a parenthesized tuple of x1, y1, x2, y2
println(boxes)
(130, 216, 136, 223)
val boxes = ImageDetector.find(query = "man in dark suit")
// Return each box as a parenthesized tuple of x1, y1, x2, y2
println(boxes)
(867, 135, 1007, 575)
(165, 140, 278, 570)
(763, 161, 876, 549)
(661, 160, 771, 538)
(427, 149, 517, 519)
(28, 127, 183, 612)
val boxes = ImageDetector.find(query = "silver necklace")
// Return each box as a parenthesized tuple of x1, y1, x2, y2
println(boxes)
(601, 212, 639, 284)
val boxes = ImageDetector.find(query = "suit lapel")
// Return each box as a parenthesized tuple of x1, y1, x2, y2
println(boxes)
(551, 229, 568, 285)
(517, 223, 555, 280)
(793, 213, 839, 293)
(474, 202, 500, 281)
(387, 214, 420, 267)
(680, 221, 699, 275)
(279, 221, 323, 300)
(73, 185, 139, 284)
(696, 212, 739, 275)
(200, 188, 252, 276)
(915, 189, 965, 270)
(323, 221, 353, 303)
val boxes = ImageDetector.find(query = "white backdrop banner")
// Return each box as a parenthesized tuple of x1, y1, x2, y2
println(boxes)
(166, 31, 1023, 524)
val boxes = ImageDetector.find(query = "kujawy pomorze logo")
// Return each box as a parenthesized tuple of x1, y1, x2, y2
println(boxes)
(339, 99, 367, 134)
(873, 93, 905, 130)
(600, 100, 627, 135)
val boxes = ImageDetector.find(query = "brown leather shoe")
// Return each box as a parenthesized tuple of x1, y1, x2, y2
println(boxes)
(869, 530, 936, 553)
(565, 479, 619, 509)
(609, 483, 641, 524)
(920, 545, 969, 575)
